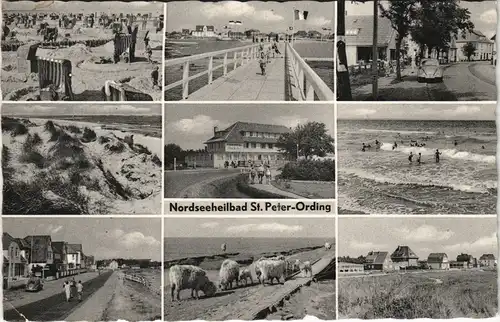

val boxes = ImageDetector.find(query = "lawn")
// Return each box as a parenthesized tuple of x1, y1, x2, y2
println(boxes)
(339, 270, 497, 319)
(273, 180, 335, 199)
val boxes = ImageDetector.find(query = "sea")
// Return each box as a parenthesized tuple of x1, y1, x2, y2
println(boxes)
(165, 40, 333, 100)
(164, 237, 330, 261)
(338, 120, 497, 214)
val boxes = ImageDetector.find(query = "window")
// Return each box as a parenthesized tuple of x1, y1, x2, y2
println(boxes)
(245, 143, 249, 148)
(251, 143, 256, 148)
(269, 144, 273, 149)
(250, 132, 254, 137)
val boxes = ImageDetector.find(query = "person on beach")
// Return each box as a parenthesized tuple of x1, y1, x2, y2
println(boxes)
(417, 153, 422, 165)
(76, 281, 83, 302)
(392, 141, 398, 150)
(146, 44, 153, 63)
(435, 149, 442, 163)
(63, 281, 71, 302)
(151, 65, 159, 89)
(408, 152, 414, 163)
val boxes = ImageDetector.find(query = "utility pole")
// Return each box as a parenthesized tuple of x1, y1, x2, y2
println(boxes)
(372, 0, 379, 100)
(336, 0, 352, 100)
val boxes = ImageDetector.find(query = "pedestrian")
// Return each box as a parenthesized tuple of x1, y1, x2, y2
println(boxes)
(417, 153, 422, 165)
(146, 44, 153, 63)
(250, 165, 257, 184)
(265, 166, 272, 184)
(76, 281, 83, 302)
(259, 51, 267, 76)
(408, 152, 414, 164)
(151, 65, 159, 89)
(63, 281, 71, 302)
(435, 149, 442, 163)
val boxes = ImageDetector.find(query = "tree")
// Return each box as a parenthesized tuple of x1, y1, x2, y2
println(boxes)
(411, 0, 474, 59)
(462, 42, 476, 61)
(379, 0, 418, 80)
(276, 122, 335, 160)
(164, 143, 184, 168)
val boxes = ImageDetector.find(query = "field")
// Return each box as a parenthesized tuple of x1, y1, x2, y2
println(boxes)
(164, 246, 335, 320)
(339, 270, 497, 319)
(2, 116, 162, 214)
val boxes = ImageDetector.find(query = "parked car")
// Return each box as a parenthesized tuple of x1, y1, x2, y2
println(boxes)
(417, 58, 444, 83)
(25, 277, 43, 292)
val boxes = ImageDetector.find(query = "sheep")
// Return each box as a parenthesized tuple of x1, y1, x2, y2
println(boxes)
(219, 259, 240, 290)
(299, 261, 313, 277)
(168, 265, 217, 301)
(255, 258, 286, 285)
(254, 255, 286, 282)
(325, 242, 332, 250)
(238, 267, 253, 286)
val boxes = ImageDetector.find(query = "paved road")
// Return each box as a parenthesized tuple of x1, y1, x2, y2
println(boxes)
(3, 271, 113, 321)
(164, 169, 245, 198)
(442, 61, 496, 101)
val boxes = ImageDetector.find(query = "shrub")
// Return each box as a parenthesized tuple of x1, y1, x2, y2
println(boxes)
(64, 125, 81, 134)
(19, 150, 45, 168)
(105, 141, 125, 153)
(11, 123, 28, 136)
(279, 159, 335, 181)
(81, 127, 97, 143)
(23, 133, 42, 151)
(98, 136, 111, 144)
(2, 117, 29, 135)
(49, 133, 84, 158)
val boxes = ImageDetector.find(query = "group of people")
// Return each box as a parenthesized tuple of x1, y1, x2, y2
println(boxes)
(258, 41, 282, 76)
(408, 149, 442, 165)
(249, 163, 272, 185)
(63, 278, 84, 302)
(361, 138, 444, 164)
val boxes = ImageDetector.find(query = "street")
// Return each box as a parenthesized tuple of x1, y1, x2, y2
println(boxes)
(442, 61, 496, 101)
(3, 271, 113, 321)
(164, 168, 245, 198)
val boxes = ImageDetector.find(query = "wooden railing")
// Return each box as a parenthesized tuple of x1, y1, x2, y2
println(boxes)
(165, 43, 270, 99)
(285, 43, 334, 101)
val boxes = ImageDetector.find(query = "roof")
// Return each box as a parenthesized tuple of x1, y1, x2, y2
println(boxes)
(67, 244, 82, 254)
(204, 122, 290, 145)
(23, 235, 51, 263)
(345, 15, 394, 46)
(366, 251, 389, 265)
(456, 30, 494, 44)
(456, 253, 472, 262)
(480, 254, 496, 260)
(427, 253, 448, 263)
(195, 25, 214, 32)
(391, 246, 418, 260)
(51, 241, 66, 255)
(3, 233, 17, 251)
(16, 238, 31, 250)
(492, 34, 496, 41)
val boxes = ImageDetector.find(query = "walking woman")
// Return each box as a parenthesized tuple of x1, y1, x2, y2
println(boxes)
(259, 51, 267, 76)
(63, 281, 71, 302)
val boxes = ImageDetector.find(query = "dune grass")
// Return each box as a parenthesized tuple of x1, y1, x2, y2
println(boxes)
(338, 270, 497, 319)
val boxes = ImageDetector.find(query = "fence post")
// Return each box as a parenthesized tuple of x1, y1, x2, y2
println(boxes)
(182, 61, 190, 99)
(223, 52, 228, 76)
(305, 81, 314, 101)
(208, 56, 213, 84)
(233, 52, 238, 71)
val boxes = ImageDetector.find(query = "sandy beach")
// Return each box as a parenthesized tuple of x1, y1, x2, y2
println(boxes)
(2, 20, 163, 101)
(164, 245, 335, 321)
(2, 116, 162, 214)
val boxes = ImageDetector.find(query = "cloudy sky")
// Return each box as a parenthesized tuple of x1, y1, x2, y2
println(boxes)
(165, 103, 334, 150)
(2, 104, 162, 116)
(339, 217, 497, 260)
(164, 217, 335, 238)
(3, 1, 162, 14)
(337, 103, 495, 121)
(166, 1, 335, 33)
(347, 0, 497, 37)
(3, 218, 161, 261)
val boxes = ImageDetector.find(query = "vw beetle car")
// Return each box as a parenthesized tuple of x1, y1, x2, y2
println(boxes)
(25, 276, 43, 292)
(417, 58, 444, 83)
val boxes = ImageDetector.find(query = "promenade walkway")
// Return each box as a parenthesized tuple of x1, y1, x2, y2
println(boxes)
(187, 52, 286, 101)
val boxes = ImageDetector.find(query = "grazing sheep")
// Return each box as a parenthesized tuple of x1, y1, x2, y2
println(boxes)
(238, 267, 253, 286)
(325, 242, 331, 250)
(299, 261, 313, 277)
(219, 259, 240, 290)
(255, 258, 286, 285)
(254, 255, 285, 282)
(169, 265, 217, 301)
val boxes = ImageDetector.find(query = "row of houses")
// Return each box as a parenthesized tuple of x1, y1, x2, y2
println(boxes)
(3, 233, 95, 288)
(339, 245, 496, 274)
(345, 14, 495, 66)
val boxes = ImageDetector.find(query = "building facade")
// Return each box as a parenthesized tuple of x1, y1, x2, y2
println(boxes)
(66, 244, 83, 269)
(479, 254, 496, 268)
(338, 262, 364, 274)
(450, 261, 468, 269)
(427, 253, 450, 270)
(187, 122, 291, 168)
(364, 251, 394, 271)
(51, 241, 68, 272)
(456, 30, 494, 61)
(391, 245, 419, 268)
(192, 25, 216, 38)
(3, 233, 27, 288)
(345, 15, 397, 65)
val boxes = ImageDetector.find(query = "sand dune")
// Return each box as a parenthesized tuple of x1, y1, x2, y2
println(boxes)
(2, 117, 162, 214)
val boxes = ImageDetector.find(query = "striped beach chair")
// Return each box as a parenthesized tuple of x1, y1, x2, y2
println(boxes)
(37, 57, 74, 100)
